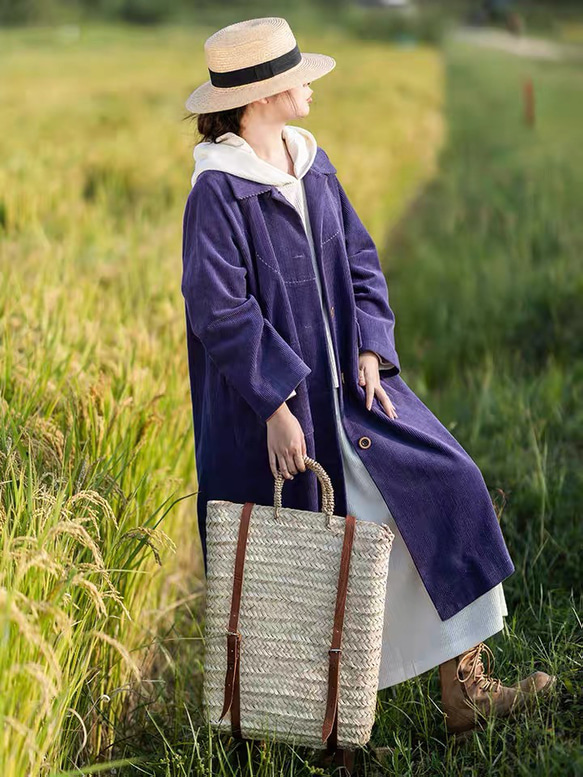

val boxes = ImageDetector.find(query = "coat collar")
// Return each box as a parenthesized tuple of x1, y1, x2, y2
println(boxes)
(227, 147, 337, 201)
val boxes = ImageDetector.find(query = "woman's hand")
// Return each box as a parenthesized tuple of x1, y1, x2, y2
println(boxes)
(358, 351, 398, 419)
(265, 403, 308, 480)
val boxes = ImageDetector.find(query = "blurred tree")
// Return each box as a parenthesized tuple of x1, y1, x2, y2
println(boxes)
(0, 0, 57, 24)
(1, 0, 579, 27)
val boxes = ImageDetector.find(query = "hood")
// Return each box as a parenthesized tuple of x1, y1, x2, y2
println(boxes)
(190, 124, 318, 189)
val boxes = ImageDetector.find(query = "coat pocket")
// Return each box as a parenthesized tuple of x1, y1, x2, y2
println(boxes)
(254, 249, 317, 287)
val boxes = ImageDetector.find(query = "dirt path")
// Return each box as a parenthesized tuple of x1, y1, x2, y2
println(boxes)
(450, 25, 583, 62)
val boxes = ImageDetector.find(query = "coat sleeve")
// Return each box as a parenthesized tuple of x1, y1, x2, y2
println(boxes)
(334, 175, 401, 377)
(181, 177, 311, 423)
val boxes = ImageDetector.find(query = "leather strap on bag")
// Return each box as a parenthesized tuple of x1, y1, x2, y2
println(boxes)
(322, 513, 357, 750)
(218, 501, 254, 737)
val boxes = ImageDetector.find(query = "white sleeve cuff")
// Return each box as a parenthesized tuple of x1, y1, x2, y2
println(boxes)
(371, 350, 394, 369)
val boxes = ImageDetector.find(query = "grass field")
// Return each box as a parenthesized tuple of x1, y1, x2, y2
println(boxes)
(0, 22, 445, 775)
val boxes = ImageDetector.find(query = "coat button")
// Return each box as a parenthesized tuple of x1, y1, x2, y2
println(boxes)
(358, 436, 371, 449)
(341, 371, 345, 384)
(330, 305, 335, 317)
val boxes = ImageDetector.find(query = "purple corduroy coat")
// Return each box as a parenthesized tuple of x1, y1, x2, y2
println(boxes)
(181, 145, 515, 621)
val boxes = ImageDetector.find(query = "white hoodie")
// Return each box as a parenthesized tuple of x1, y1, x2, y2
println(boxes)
(191, 123, 317, 189)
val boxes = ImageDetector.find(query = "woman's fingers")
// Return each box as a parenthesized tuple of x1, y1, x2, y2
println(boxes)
(361, 363, 377, 411)
(287, 436, 307, 475)
(276, 440, 306, 479)
(360, 367, 399, 419)
(366, 379, 376, 411)
(277, 454, 293, 479)
(267, 414, 308, 480)
(378, 388, 398, 419)
(293, 447, 307, 473)
(268, 450, 279, 479)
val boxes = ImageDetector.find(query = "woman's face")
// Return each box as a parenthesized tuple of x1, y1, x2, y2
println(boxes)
(269, 82, 313, 121)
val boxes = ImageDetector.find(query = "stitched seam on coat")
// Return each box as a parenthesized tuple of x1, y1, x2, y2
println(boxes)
(237, 189, 271, 200)
(255, 253, 316, 284)
(321, 228, 340, 246)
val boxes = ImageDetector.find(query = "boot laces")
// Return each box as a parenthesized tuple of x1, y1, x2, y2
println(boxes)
(457, 641, 502, 693)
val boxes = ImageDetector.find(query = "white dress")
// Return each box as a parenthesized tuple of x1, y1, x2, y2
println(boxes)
(275, 177, 508, 690)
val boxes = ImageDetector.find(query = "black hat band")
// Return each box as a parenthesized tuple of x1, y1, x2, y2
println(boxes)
(208, 44, 302, 89)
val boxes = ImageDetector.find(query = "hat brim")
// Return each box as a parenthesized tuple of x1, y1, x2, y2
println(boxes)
(185, 52, 336, 114)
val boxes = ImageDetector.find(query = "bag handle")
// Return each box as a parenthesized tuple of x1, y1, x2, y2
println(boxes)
(273, 455, 335, 526)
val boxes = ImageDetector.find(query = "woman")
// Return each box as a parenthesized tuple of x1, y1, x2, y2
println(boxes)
(181, 16, 555, 740)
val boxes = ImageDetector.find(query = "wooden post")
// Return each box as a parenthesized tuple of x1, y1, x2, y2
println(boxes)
(523, 77, 535, 127)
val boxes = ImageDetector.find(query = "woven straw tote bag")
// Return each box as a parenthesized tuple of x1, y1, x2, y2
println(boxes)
(202, 454, 394, 754)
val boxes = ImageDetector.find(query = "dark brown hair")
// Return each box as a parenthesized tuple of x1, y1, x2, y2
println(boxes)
(185, 104, 249, 144)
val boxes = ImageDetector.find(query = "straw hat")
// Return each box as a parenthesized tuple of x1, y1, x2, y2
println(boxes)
(185, 17, 336, 114)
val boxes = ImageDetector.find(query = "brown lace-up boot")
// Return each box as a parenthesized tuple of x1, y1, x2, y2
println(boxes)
(438, 641, 556, 739)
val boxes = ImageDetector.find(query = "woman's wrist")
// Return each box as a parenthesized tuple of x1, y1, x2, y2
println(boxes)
(266, 402, 291, 424)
